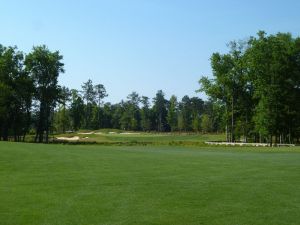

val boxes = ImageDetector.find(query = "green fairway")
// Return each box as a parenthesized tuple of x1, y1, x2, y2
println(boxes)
(54, 131, 226, 145)
(1, 142, 300, 225)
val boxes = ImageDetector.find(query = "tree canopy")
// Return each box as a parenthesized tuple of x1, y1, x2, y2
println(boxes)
(199, 31, 300, 145)
(0, 31, 299, 145)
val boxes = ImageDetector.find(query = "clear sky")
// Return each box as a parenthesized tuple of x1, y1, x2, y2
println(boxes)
(1, 0, 300, 103)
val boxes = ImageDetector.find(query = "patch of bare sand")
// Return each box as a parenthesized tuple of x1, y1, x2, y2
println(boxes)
(78, 132, 94, 135)
(56, 136, 80, 141)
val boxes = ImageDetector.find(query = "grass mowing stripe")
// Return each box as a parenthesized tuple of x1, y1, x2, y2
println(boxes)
(0, 142, 300, 225)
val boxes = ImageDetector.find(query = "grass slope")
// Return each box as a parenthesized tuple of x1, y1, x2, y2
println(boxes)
(1, 142, 300, 225)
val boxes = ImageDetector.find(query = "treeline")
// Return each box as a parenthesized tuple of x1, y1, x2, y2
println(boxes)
(1, 31, 300, 144)
(199, 31, 300, 145)
(0, 44, 220, 143)
(53, 81, 222, 135)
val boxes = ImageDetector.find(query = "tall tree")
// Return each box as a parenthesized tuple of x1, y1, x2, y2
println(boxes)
(55, 86, 71, 133)
(94, 84, 108, 128)
(246, 31, 300, 145)
(178, 96, 192, 132)
(153, 90, 168, 132)
(121, 92, 140, 130)
(190, 97, 204, 132)
(199, 41, 248, 142)
(25, 45, 64, 143)
(167, 95, 178, 132)
(69, 89, 84, 131)
(201, 114, 212, 133)
(111, 103, 123, 129)
(81, 79, 96, 129)
(0, 45, 33, 141)
(140, 96, 152, 131)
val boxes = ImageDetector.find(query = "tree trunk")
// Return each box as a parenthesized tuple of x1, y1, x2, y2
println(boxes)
(231, 97, 235, 142)
(226, 125, 229, 142)
(2, 120, 9, 141)
(45, 104, 50, 143)
(270, 135, 273, 147)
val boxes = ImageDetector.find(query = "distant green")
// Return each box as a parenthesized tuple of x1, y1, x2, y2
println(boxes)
(1, 142, 300, 225)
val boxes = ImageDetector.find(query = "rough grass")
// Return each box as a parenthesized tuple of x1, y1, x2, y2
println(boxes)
(1, 142, 300, 225)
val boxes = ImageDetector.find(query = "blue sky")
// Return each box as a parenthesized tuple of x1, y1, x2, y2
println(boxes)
(1, 0, 300, 103)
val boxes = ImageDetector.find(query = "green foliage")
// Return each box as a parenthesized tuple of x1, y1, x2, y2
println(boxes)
(199, 31, 300, 144)
(192, 116, 201, 132)
(0, 45, 33, 141)
(167, 95, 178, 131)
(69, 89, 84, 131)
(25, 45, 64, 142)
(201, 114, 212, 133)
(140, 96, 152, 131)
(153, 90, 168, 132)
(1, 30, 300, 144)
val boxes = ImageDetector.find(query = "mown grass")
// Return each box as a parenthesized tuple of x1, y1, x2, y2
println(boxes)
(1, 142, 300, 225)
(54, 131, 226, 145)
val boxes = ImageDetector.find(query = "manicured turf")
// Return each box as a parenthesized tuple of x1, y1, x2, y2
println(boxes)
(1, 142, 300, 225)
(55, 132, 225, 145)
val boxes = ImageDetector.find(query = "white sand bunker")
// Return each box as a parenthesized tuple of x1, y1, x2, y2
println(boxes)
(120, 132, 141, 135)
(95, 132, 103, 135)
(78, 132, 94, 135)
(56, 136, 80, 141)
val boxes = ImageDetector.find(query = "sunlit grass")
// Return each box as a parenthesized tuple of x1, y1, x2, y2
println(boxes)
(1, 142, 300, 225)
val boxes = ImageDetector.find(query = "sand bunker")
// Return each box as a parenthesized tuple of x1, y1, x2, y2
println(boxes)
(56, 136, 80, 141)
(78, 132, 94, 135)
(120, 132, 141, 135)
